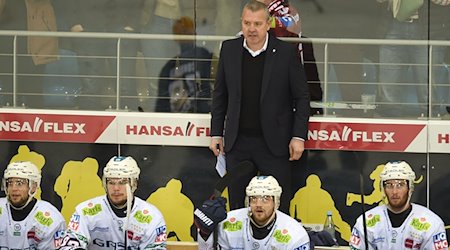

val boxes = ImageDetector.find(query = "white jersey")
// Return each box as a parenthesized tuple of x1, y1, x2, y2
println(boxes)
(62, 195, 167, 249)
(198, 208, 310, 250)
(350, 204, 448, 250)
(0, 198, 66, 250)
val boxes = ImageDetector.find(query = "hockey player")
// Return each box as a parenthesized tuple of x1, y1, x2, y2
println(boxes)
(58, 156, 167, 249)
(194, 175, 310, 249)
(350, 161, 448, 250)
(0, 161, 66, 249)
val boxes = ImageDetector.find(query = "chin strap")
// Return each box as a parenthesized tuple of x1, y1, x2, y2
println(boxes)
(8, 195, 34, 210)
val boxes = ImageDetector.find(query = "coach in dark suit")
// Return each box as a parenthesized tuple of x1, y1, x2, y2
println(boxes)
(209, 0, 310, 213)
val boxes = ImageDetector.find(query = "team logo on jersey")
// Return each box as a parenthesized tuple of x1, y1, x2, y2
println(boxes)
(411, 218, 430, 231)
(433, 232, 448, 250)
(35, 211, 54, 227)
(82, 203, 102, 216)
(134, 210, 153, 224)
(366, 214, 381, 227)
(0, 207, 2, 215)
(69, 214, 81, 231)
(273, 229, 292, 243)
(223, 217, 242, 232)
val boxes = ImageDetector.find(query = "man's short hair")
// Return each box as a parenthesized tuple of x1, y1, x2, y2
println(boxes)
(243, 0, 270, 21)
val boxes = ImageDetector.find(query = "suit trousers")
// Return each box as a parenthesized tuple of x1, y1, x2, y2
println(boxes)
(226, 134, 293, 214)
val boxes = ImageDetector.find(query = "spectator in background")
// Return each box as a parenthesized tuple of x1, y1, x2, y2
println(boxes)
(140, 0, 183, 112)
(0, 0, 58, 108)
(155, 16, 213, 113)
(65, 0, 114, 110)
(375, 0, 450, 117)
(429, 0, 450, 117)
(65, 0, 142, 111)
(257, 0, 323, 115)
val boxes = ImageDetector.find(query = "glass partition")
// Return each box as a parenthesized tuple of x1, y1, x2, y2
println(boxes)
(0, 0, 448, 119)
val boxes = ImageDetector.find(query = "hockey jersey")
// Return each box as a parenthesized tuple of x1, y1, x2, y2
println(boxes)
(0, 198, 66, 249)
(62, 195, 167, 249)
(198, 208, 310, 250)
(350, 204, 448, 250)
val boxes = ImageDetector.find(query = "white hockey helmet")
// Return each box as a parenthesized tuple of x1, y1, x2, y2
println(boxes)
(380, 161, 416, 191)
(245, 175, 282, 209)
(380, 161, 416, 210)
(2, 161, 41, 191)
(102, 156, 140, 193)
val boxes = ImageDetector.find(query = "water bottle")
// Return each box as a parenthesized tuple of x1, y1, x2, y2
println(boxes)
(323, 211, 338, 246)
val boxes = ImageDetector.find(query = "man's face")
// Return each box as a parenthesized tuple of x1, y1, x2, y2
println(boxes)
(6, 178, 33, 207)
(249, 195, 276, 225)
(384, 179, 410, 212)
(106, 178, 130, 206)
(241, 8, 270, 50)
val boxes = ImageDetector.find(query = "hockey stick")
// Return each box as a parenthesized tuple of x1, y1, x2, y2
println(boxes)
(211, 160, 256, 249)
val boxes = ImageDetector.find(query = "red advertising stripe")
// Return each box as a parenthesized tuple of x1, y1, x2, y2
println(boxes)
(305, 122, 425, 152)
(0, 113, 115, 143)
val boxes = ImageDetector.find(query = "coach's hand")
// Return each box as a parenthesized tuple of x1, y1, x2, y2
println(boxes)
(289, 138, 305, 161)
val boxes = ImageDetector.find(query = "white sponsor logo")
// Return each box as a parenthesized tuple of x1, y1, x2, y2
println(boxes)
(308, 126, 395, 143)
(0, 117, 86, 134)
(194, 208, 213, 226)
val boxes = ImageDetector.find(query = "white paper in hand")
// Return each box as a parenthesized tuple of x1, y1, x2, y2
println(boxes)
(215, 154, 226, 177)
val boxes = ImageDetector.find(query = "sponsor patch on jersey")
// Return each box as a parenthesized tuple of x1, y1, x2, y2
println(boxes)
(155, 226, 167, 243)
(350, 228, 361, 246)
(34, 211, 54, 227)
(82, 203, 102, 216)
(0, 207, 2, 215)
(134, 210, 153, 224)
(156, 225, 166, 236)
(410, 218, 430, 231)
(294, 242, 310, 250)
(366, 214, 381, 227)
(69, 214, 81, 231)
(53, 230, 65, 248)
(223, 217, 243, 232)
(273, 229, 292, 243)
(433, 232, 448, 250)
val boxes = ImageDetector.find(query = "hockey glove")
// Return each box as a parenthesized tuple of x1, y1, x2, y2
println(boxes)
(194, 197, 227, 237)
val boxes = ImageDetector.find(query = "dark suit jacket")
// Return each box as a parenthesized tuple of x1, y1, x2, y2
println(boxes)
(210, 34, 310, 156)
